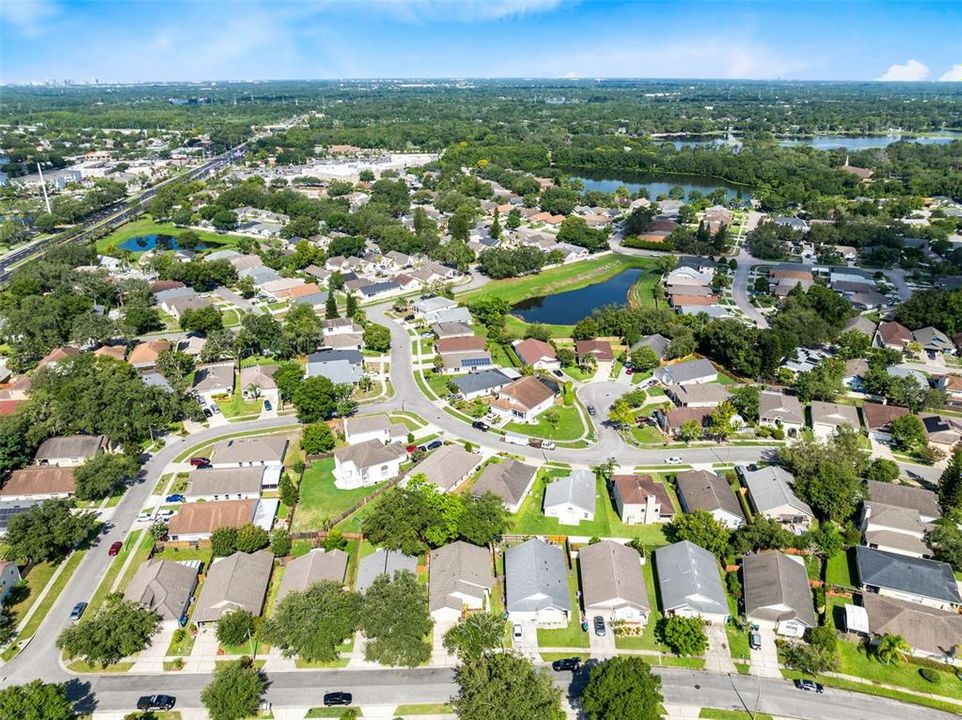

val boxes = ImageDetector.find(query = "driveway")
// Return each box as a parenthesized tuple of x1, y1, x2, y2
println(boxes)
(430, 616, 458, 667)
(130, 625, 176, 673)
(749, 625, 782, 678)
(511, 618, 540, 660)
(183, 626, 220, 673)
(587, 617, 616, 659)
(704, 622, 735, 673)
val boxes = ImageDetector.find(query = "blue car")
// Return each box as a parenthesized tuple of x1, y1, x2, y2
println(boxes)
(165, 494, 186, 503)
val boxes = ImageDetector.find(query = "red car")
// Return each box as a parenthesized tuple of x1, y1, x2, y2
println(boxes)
(108, 541, 123, 557)
(189, 457, 210, 467)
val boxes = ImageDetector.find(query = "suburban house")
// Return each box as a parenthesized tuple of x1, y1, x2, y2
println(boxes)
(809, 401, 861, 440)
(192, 363, 235, 402)
(356, 548, 418, 593)
(210, 436, 288, 468)
(511, 338, 560, 371)
(675, 469, 744, 529)
(192, 550, 274, 626)
(275, 549, 348, 605)
(938, 374, 962, 403)
(0, 467, 75, 500)
(435, 335, 496, 374)
(631, 333, 671, 360)
(912, 326, 955, 356)
(167, 498, 266, 542)
(37, 346, 80, 370)
(579, 540, 649, 627)
(452, 368, 518, 400)
(123, 559, 200, 629)
(921, 413, 962, 452)
(414, 296, 458, 323)
(127, 339, 171, 369)
(505, 539, 570, 626)
(185, 466, 279, 502)
(737, 465, 814, 532)
(758, 392, 805, 437)
(306, 349, 364, 385)
(861, 500, 930, 558)
(344, 415, 408, 445)
(611, 474, 675, 525)
(543, 469, 596, 526)
(655, 406, 712, 437)
(849, 592, 962, 660)
(666, 383, 730, 409)
(844, 316, 877, 337)
(574, 340, 614, 374)
(332, 440, 407, 489)
(0, 561, 22, 603)
(861, 402, 909, 444)
(431, 322, 474, 340)
(405, 444, 480, 493)
(866, 480, 941, 524)
(854, 545, 961, 611)
(743, 551, 816, 638)
(239, 366, 278, 406)
(428, 541, 495, 621)
(489, 375, 557, 423)
(653, 359, 717, 386)
(34, 434, 106, 467)
(873, 321, 913, 351)
(654, 540, 729, 624)
(470, 459, 538, 514)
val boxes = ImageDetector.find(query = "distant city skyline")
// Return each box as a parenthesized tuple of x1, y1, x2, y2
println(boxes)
(1, 0, 960, 85)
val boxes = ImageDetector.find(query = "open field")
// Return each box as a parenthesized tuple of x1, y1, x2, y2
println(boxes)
(96, 217, 249, 253)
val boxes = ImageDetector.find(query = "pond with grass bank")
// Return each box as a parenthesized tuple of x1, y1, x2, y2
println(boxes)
(512, 267, 644, 325)
(118, 234, 209, 253)
(778, 133, 962, 150)
(572, 171, 749, 202)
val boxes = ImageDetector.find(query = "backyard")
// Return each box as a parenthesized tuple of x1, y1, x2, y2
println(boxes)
(290, 458, 385, 532)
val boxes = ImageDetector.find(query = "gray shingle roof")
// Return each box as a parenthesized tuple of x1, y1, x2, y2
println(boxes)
(124, 559, 198, 622)
(470, 459, 537, 509)
(452, 369, 514, 396)
(505, 539, 570, 614)
(34, 434, 105, 463)
(676, 469, 744, 522)
(187, 466, 265, 496)
(276, 549, 348, 605)
(543, 469, 595, 515)
(654, 358, 716, 385)
(333, 440, 406, 471)
(743, 551, 816, 627)
(867, 480, 941, 520)
(738, 465, 813, 518)
(428, 541, 494, 613)
(405, 445, 479, 492)
(193, 550, 273, 623)
(579, 541, 649, 613)
(356, 549, 418, 593)
(861, 592, 962, 657)
(654, 541, 727, 616)
(211, 436, 288, 465)
(855, 545, 961, 605)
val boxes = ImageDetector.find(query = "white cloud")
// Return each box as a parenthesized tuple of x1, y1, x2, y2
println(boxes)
(0, 0, 58, 36)
(938, 64, 962, 82)
(876, 59, 929, 81)
(369, 0, 563, 23)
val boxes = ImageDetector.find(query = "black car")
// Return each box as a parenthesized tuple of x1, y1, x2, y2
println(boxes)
(592, 615, 606, 637)
(323, 692, 353, 707)
(137, 695, 176, 711)
(426, 439, 442, 450)
(587, 405, 596, 416)
(794, 679, 824, 694)
(472, 420, 490, 431)
(551, 657, 581, 672)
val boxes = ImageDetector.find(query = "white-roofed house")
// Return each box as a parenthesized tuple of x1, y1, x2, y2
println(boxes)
(543, 469, 595, 526)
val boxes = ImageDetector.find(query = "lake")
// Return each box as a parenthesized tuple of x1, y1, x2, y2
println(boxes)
(574, 172, 748, 201)
(118, 234, 208, 252)
(512, 268, 644, 325)
(778, 134, 961, 151)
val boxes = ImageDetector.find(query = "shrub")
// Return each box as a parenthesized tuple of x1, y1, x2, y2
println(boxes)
(772, 427, 786, 440)
(919, 667, 943, 683)
(216, 609, 255, 648)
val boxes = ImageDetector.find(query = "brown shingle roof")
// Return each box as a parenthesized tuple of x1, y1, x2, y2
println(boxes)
(611, 474, 674, 514)
(861, 402, 909, 432)
(862, 592, 962, 656)
(128, 339, 172, 366)
(0, 467, 75, 497)
(435, 336, 487, 355)
(513, 338, 556, 365)
(496, 375, 555, 412)
(877, 321, 913, 346)
(168, 499, 256, 536)
(676, 469, 743, 521)
(574, 340, 614, 362)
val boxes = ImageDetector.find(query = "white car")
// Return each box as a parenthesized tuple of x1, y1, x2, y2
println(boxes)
(156, 509, 175, 519)
(665, 456, 683, 465)
(512, 624, 523, 641)
(137, 511, 154, 522)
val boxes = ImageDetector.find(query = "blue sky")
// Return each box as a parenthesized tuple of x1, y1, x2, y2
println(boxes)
(1, 0, 960, 84)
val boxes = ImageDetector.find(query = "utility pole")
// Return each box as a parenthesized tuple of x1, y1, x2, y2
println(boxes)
(36, 162, 52, 214)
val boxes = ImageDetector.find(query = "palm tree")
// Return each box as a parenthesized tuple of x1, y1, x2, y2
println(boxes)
(874, 633, 910, 665)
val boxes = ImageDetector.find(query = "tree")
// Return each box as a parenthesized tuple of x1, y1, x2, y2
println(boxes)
(179, 305, 223, 335)
(457, 492, 509, 547)
(363, 323, 391, 353)
(293, 375, 338, 422)
(156, 348, 196, 390)
(581, 657, 663, 720)
(453, 653, 565, 720)
(506, 207, 522, 229)
(730, 516, 794, 555)
(201, 657, 266, 720)
(279, 472, 299, 507)
(780, 427, 867, 523)
(283, 303, 323, 354)
(73, 453, 139, 501)
(263, 580, 361, 661)
(865, 458, 900, 483)
(730, 385, 760, 423)
(708, 401, 736, 440)
(836, 329, 872, 360)
(211, 209, 238, 232)
(235, 523, 269, 553)
(607, 399, 635, 429)
(217, 609, 255, 648)
(270, 528, 292, 557)
(677, 419, 703, 442)
(782, 637, 838, 675)
(301, 423, 336, 454)
(273, 361, 305, 403)
(57, 595, 158, 666)
(5, 499, 97, 563)
(665, 510, 730, 557)
(874, 633, 910, 665)
(210, 527, 239, 557)
(658, 616, 707, 656)
(556, 347, 576, 367)
(925, 514, 962, 571)
(889, 414, 927, 452)
(938, 448, 962, 512)
(443, 612, 505, 659)
(630, 346, 660, 372)
(361, 570, 433, 667)
(325, 292, 339, 320)
(794, 358, 845, 402)
(0, 680, 76, 720)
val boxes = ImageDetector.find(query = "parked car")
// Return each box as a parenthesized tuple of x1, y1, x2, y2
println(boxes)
(156, 509, 175, 519)
(749, 630, 762, 650)
(263, 400, 272, 411)
(625, 367, 634, 374)
(794, 679, 824, 694)
(552, 370, 564, 378)
(472, 420, 490, 432)
(665, 456, 683, 465)
(107, 541, 123, 557)
(587, 405, 596, 416)
(323, 692, 353, 707)
(512, 624, 523, 641)
(69, 602, 87, 622)
(189, 457, 210, 467)
(137, 511, 154, 522)
(551, 657, 581, 672)
(425, 439, 442, 451)
(137, 695, 176, 711)
(165, 494, 186, 503)
(592, 615, 606, 637)
(202, 408, 213, 418)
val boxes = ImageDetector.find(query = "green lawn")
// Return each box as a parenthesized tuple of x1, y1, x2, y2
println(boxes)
(537, 565, 589, 648)
(95, 216, 248, 254)
(215, 393, 263, 419)
(835, 639, 962, 701)
(394, 703, 453, 715)
(505, 405, 587, 442)
(825, 548, 856, 589)
(614, 560, 670, 653)
(8, 551, 85, 653)
(562, 366, 595, 382)
(291, 458, 384, 532)
(627, 271, 661, 309)
(699, 710, 774, 720)
(726, 623, 750, 661)
(631, 425, 666, 445)
(305, 708, 360, 718)
(87, 531, 153, 612)
(510, 470, 671, 542)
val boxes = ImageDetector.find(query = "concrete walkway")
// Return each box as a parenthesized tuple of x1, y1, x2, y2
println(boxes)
(704, 623, 735, 674)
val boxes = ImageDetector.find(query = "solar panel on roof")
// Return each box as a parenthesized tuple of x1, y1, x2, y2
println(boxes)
(461, 356, 493, 368)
